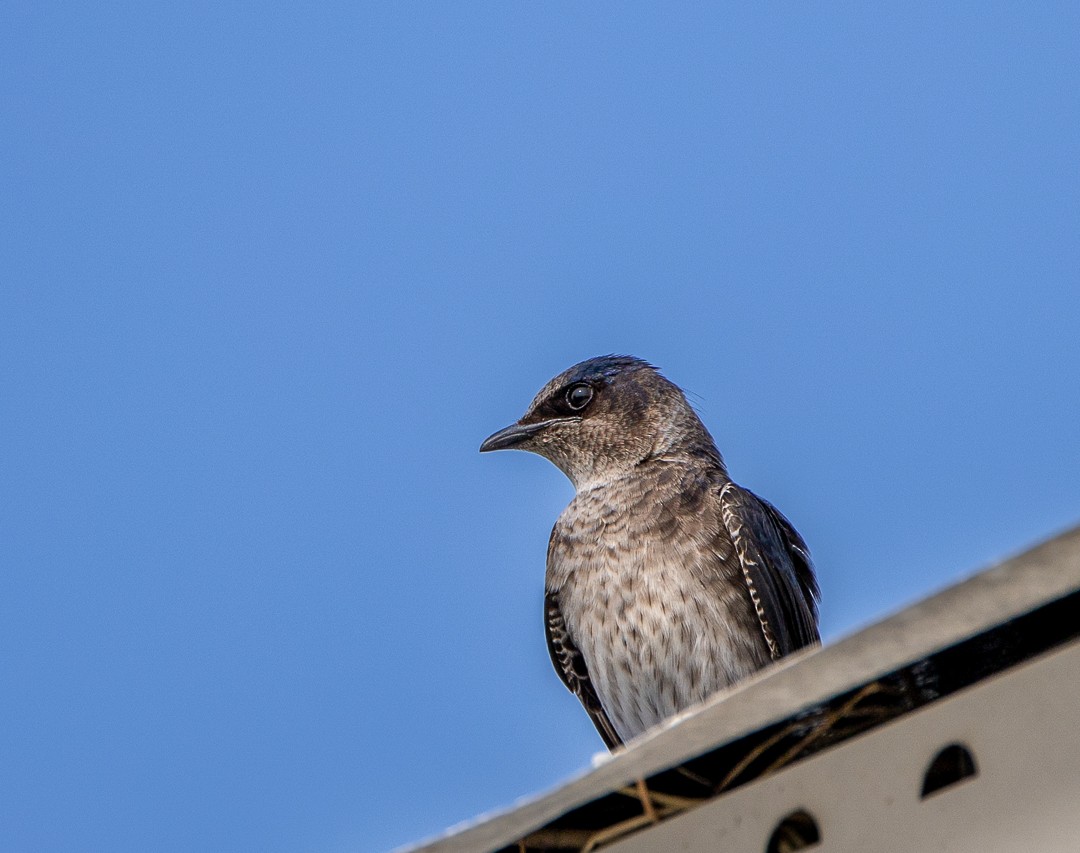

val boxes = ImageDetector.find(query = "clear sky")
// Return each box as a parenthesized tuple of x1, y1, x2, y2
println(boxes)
(2, 4, 1078, 852)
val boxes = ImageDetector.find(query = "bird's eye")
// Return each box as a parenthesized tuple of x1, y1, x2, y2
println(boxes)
(565, 384, 594, 411)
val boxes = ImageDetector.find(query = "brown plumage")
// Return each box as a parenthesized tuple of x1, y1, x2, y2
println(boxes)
(481, 355, 819, 748)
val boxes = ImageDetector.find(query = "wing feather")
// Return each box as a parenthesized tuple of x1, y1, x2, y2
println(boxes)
(544, 593, 623, 749)
(719, 483, 820, 659)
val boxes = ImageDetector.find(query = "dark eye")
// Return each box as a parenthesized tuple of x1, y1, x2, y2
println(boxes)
(565, 384, 594, 411)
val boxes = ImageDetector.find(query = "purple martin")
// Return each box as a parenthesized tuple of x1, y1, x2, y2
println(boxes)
(480, 356, 819, 748)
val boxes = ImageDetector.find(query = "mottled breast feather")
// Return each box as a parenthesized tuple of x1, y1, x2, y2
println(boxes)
(545, 465, 805, 744)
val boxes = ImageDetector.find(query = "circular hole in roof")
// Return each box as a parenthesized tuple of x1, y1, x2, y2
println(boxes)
(766, 809, 820, 852)
(921, 743, 978, 798)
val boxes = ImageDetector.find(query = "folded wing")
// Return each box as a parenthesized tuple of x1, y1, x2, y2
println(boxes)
(544, 592, 623, 749)
(719, 482, 820, 659)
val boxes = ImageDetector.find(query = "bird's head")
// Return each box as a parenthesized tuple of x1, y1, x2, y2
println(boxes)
(480, 355, 721, 489)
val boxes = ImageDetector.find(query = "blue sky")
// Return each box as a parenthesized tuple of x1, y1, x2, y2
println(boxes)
(2, 3, 1078, 852)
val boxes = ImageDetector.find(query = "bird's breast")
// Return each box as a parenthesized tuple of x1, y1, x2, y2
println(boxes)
(548, 485, 767, 742)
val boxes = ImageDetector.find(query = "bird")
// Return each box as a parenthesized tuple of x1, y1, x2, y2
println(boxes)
(480, 355, 819, 749)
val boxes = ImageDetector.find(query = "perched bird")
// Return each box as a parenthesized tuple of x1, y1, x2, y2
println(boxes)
(480, 355, 819, 749)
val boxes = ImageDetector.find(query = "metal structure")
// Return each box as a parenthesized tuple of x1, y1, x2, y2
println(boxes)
(402, 524, 1080, 853)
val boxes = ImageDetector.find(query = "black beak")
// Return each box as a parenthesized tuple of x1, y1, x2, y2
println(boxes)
(479, 418, 578, 453)
(479, 421, 545, 453)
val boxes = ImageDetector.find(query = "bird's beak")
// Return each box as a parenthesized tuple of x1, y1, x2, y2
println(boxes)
(479, 421, 546, 453)
(479, 418, 576, 453)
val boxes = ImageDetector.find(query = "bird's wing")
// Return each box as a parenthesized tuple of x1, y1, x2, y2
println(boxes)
(544, 592, 623, 749)
(719, 482, 820, 659)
